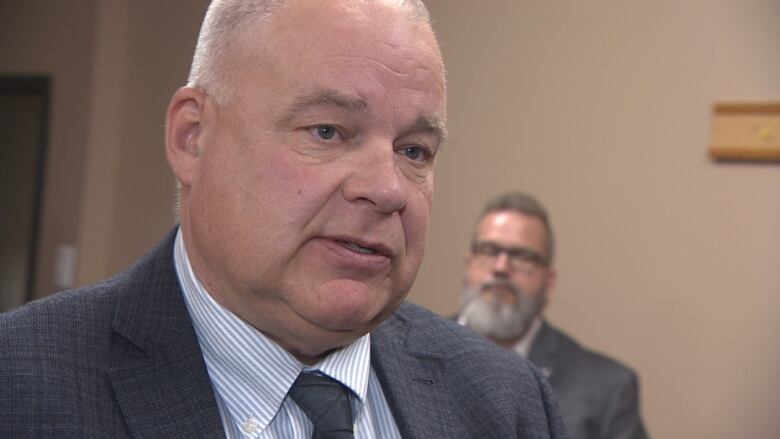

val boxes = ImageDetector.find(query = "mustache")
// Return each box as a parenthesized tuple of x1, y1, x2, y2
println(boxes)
(478, 278, 522, 296)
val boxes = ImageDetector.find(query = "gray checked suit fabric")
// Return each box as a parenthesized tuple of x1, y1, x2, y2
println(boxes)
(0, 229, 567, 438)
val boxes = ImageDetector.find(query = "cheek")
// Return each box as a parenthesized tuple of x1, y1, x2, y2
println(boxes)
(402, 190, 432, 259)
(511, 274, 543, 298)
(250, 152, 335, 217)
(464, 263, 487, 286)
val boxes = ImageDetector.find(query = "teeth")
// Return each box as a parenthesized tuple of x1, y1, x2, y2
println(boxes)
(337, 240, 377, 255)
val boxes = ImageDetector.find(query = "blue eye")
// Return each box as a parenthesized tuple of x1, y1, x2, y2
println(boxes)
(401, 146, 427, 162)
(314, 125, 336, 140)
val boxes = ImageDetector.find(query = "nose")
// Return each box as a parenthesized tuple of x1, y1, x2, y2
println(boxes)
(491, 251, 511, 277)
(342, 141, 407, 214)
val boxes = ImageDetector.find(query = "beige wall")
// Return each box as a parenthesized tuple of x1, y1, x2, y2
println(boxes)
(0, 0, 98, 299)
(413, 1, 780, 437)
(76, 0, 208, 287)
(4, 1, 779, 437)
(0, 0, 207, 296)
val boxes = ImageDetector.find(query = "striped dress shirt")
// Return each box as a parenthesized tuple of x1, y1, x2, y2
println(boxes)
(174, 229, 402, 439)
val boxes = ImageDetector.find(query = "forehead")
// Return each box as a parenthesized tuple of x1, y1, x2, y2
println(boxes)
(267, 0, 438, 59)
(234, 0, 446, 115)
(476, 211, 548, 250)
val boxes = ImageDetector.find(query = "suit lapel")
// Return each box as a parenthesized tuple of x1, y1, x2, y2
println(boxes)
(108, 337, 226, 439)
(371, 305, 458, 439)
(107, 231, 225, 439)
(528, 321, 561, 382)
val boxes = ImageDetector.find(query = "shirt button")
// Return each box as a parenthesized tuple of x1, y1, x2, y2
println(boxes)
(241, 418, 259, 434)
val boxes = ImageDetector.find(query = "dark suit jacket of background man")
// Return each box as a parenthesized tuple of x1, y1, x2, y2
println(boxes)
(0, 230, 567, 439)
(529, 322, 648, 439)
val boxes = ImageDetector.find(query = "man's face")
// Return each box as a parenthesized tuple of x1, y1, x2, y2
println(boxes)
(461, 211, 555, 341)
(176, 0, 446, 361)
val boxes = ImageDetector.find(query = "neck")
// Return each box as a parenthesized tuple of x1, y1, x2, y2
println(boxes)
(488, 330, 526, 350)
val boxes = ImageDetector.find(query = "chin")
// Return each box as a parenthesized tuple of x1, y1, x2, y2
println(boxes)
(314, 285, 404, 338)
(311, 303, 386, 335)
(294, 316, 372, 361)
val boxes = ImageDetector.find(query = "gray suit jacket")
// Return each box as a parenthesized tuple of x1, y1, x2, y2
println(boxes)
(0, 230, 567, 438)
(529, 322, 648, 439)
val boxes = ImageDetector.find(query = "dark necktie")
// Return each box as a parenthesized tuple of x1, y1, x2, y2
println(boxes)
(288, 372, 355, 439)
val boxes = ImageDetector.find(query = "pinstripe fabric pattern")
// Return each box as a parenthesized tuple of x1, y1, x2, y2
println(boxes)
(174, 230, 401, 439)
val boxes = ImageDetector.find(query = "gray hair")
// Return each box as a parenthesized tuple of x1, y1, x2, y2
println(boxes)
(187, 0, 432, 104)
(476, 191, 555, 264)
(187, 0, 283, 103)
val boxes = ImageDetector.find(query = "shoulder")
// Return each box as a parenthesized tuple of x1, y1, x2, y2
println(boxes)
(0, 281, 122, 427)
(0, 229, 177, 372)
(377, 302, 566, 437)
(539, 324, 647, 437)
(0, 276, 131, 397)
(541, 323, 638, 389)
(0, 281, 118, 348)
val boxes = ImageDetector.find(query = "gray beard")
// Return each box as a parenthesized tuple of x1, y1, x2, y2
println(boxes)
(460, 279, 545, 341)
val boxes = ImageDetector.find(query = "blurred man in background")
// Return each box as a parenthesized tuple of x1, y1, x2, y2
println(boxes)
(458, 191, 648, 439)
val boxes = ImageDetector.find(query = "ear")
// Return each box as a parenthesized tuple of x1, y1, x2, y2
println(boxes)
(165, 87, 208, 188)
(542, 267, 557, 307)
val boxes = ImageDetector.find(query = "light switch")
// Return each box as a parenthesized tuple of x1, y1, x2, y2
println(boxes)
(53, 244, 78, 289)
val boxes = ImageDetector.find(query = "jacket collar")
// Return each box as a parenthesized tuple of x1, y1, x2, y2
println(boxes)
(371, 303, 456, 439)
(527, 320, 559, 380)
(107, 229, 226, 439)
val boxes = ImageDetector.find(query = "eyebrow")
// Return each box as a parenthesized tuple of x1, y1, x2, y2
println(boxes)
(275, 88, 369, 127)
(407, 114, 448, 150)
(276, 87, 448, 147)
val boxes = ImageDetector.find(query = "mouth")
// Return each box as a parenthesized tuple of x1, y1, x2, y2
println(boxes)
(316, 236, 394, 272)
(336, 239, 378, 255)
(330, 236, 393, 259)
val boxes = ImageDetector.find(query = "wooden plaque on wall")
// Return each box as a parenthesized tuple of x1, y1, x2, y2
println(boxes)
(709, 102, 780, 162)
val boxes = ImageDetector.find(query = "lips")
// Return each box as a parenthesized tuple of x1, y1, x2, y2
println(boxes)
(336, 239, 378, 255)
(313, 236, 394, 274)
(328, 236, 393, 259)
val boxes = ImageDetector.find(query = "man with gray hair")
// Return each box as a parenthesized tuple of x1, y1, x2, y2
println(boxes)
(458, 191, 648, 439)
(0, 1, 566, 437)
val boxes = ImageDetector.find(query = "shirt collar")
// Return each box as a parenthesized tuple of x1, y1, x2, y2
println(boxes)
(512, 316, 543, 358)
(173, 228, 371, 433)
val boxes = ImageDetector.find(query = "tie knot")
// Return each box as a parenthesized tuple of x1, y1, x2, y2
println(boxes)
(288, 372, 354, 439)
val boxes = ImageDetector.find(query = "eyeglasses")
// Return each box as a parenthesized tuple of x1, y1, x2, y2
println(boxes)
(471, 241, 549, 270)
